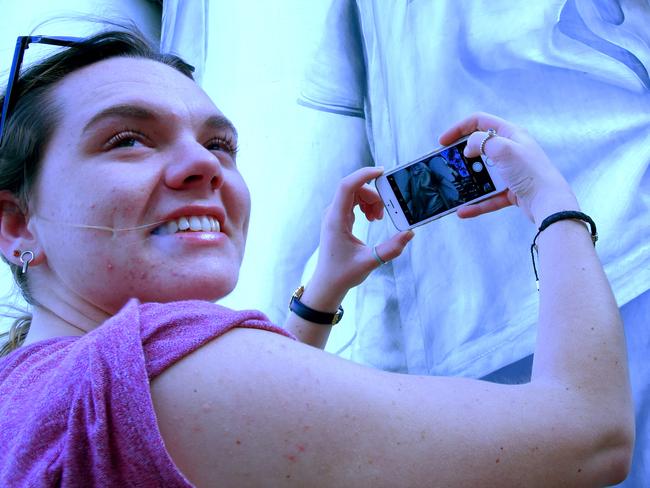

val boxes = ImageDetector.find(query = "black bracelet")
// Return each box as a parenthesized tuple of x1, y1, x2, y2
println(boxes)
(530, 211, 598, 290)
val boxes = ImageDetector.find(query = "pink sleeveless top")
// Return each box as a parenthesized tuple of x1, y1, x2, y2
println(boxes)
(0, 299, 294, 487)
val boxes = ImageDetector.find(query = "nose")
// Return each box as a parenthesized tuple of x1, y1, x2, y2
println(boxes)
(164, 139, 223, 193)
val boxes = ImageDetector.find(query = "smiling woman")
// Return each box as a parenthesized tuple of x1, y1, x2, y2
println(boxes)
(0, 31, 192, 352)
(28, 55, 251, 309)
(0, 27, 636, 487)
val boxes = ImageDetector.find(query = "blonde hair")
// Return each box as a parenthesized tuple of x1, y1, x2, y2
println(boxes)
(0, 264, 34, 357)
(0, 251, 35, 357)
(0, 315, 31, 357)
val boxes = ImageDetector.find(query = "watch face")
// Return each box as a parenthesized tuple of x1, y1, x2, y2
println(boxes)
(289, 286, 305, 310)
(332, 309, 343, 325)
(294, 285, 305, 299)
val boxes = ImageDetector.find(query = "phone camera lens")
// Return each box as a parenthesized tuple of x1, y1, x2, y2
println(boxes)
(472, 161, 484, 173)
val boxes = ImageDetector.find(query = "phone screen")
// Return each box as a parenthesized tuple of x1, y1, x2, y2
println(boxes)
(386, 140, 498, 225)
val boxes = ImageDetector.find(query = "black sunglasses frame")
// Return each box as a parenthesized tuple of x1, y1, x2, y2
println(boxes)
(0, 35, 83, 145)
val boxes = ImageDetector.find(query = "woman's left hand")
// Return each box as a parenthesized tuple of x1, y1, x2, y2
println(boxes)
(305, 167, 414, 308)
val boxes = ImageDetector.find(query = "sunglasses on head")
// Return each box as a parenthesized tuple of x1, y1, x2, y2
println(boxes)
(0, 35, 83, 145)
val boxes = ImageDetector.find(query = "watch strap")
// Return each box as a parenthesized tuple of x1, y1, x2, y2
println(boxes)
(289, 286, 343, 325)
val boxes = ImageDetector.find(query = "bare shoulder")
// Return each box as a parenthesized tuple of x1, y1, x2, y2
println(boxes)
(150, 327, 606, 488)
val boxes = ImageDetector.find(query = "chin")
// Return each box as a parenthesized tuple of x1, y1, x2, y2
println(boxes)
(149, 273, 239, 304)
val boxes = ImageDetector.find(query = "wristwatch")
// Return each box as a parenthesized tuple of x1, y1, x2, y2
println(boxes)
(289, 285, 344, 325)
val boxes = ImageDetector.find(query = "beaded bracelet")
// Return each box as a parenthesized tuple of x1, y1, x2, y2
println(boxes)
(530, 211, 598, 290)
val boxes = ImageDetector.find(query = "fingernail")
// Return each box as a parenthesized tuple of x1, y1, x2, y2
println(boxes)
(405, 230, 415, 241)
(375, 166, 384, 171)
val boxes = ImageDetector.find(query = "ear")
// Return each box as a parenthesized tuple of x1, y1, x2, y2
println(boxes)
(0, 191, 46, 269)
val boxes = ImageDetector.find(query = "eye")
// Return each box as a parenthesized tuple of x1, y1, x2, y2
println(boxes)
(105, 130, 148, 149)
(205, 135, 239, 158)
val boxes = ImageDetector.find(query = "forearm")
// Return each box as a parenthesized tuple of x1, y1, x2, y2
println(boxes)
(531, 205, 634, 435)
(284, 314, 332, 349)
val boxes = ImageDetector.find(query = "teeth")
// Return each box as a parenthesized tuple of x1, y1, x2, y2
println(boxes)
(200, 216, 211, 232)
(178, 216, 190, 231)
(153, 215, 221, 235)
(189, 216, 202, 231)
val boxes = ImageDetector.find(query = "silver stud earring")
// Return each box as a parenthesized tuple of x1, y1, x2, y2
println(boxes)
(19, 250, 34, 274)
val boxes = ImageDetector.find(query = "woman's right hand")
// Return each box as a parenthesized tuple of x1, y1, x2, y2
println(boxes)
(439, 112, 580, 225)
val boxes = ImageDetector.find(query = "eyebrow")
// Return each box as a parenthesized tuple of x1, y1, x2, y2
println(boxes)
(82, 104, 238, 138)
(205, 114, 238, 139)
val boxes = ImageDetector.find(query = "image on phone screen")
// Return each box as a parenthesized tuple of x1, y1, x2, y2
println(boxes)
(386, 141, 497, 226)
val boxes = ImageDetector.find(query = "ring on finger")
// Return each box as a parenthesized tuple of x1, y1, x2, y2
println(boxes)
(372, 246, 387, 266)
(480, 128, 497, 157)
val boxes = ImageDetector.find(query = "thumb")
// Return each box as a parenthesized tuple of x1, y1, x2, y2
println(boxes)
(372, 230, 414, 265)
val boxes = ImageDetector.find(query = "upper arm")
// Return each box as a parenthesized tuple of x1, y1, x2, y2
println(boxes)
(150, 328, 616, 487)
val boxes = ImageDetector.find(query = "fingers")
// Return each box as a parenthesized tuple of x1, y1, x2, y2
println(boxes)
(332, 166, 385, 216)
(456, 190, 514, 218)
(372, 230, 414, 266)
(438, 112, 516, 146)
(356, 184, 385, 221)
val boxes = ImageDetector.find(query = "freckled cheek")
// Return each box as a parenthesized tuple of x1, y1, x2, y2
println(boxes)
(76, 186, 151, 229)
(81, 251, 159, 312)
(46, 243, 115, 292)
(96, 250, 157, 292)
(126, 268, 151, 281)
(104, 185, 152, 219)
(36, 185, 116, 226)
(48, 227, 132, 271)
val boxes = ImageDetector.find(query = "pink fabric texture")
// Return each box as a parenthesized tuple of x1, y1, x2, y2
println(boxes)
(0, 299, 294, 487)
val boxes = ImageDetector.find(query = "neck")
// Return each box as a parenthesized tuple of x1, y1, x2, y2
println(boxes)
(22, 301, 111, 346)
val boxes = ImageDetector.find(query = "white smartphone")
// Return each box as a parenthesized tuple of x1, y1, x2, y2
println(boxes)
(375, 136, 507, 231)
